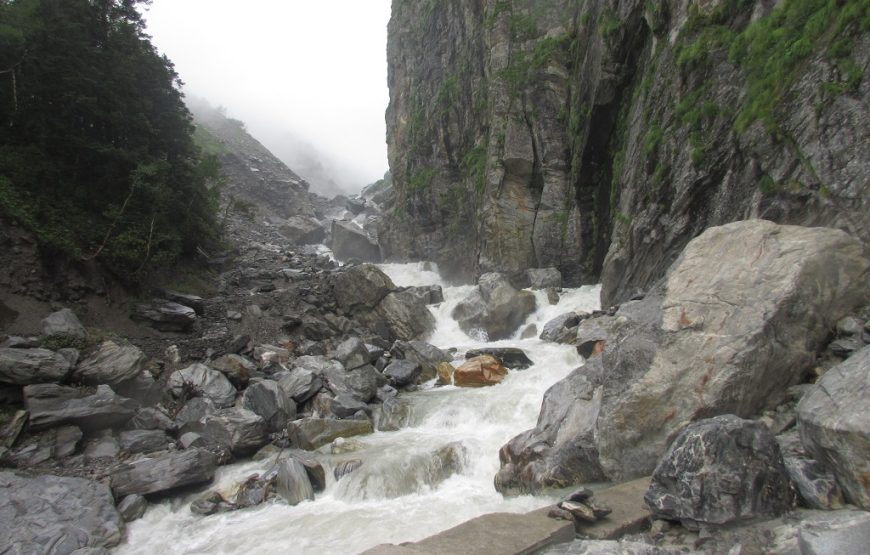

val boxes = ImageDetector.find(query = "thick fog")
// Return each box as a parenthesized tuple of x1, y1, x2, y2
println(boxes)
(144, 0, 391, 196)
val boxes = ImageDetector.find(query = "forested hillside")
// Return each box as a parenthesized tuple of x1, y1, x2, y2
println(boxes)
(0, 0, 219, 279)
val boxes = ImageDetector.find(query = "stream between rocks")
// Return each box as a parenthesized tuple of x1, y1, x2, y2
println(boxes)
(117, 261, 601, 555)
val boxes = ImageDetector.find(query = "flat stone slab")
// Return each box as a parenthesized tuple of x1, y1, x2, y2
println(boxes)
(363, 508, 574, 555)
(574, 477, 652, 539)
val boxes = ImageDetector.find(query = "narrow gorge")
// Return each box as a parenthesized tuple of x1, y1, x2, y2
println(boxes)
(1, 1, 869, 554)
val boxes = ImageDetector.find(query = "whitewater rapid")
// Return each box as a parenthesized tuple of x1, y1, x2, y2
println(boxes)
(118, 262, 600, 555)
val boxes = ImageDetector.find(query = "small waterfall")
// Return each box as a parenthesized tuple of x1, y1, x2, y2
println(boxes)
(118, 262, 600, 555)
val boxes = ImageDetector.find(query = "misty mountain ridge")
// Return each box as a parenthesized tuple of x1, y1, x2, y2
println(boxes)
(186, 97, 373, 198)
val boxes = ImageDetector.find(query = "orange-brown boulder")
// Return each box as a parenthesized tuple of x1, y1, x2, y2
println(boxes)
(453, 355, 508, 387)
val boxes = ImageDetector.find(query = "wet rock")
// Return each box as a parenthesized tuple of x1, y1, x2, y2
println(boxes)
(167, 363, 236, 408)
(334, 337, 372, 370)
(454, 356, 508, 388)
(374, 396, 411, 431)
(320, 363, 382, 403)
(232, 474, 271, 509)
(373, 290, 436, 341)
(287, 417, 373, 450)
(495, 369, 604, 494)
(465, 347, 533, 370)
(526, 267, 561, 290)
(0, 471, 123, 553)
(383, 360, 421, 388)
(452, 273, 536, 341)
(558, 541, 678, 554)
(521, 324, 538, 339)
(9, 425, 82, 465)
(797, 345, 870, 509)
(190, 491, 235, 516)
(403, 285, 444, 305)
(134, 299, 197, 332)
(390, 340, 451, 381)
(314, 392, 370, 420)
(118, 430, 170, 455)
(111, 448, 217, 497)
(279, 215, 326, 245)
(540, 312, 584, 343)
(0, 347, 71, 384)
(25, 384, 137, 432)
(199, 407, 268, 456)
(331, 436, 367, 454)
(73, 340, 146, 386)
(210, 354, 256, 388)
(334, 459, 363, 480)
(42, 308, 87, 338)
(436, 362, 454, 386)
(128, 407, 177, 433)
(241, 379, 295, 432)
(292, 455, 327, 492)
(276, 457, 314, 505)
(501, 221, 870, 491)
(277, 368, 322, 403)
(331, 264, 395, 312)
(331, 220, 381, 263)
(644, 415, 794, 530)
(117, 494, 147, 522)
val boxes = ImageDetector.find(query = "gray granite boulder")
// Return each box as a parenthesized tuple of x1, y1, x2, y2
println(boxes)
(241, 379, 296, 432)
(0, 471, 123, 553)
(118, 430, 170, 455)
(333, 337, 372, 370)
(111, 448, 217, 497)
(390, 340, 451, 381)
(277, 368, 322, 403)
(498, 221, 870, 492)
(452, 273, 536, 340)
(287, 417, 373, 450)
(798, 345, 870, 509)
(25, 384, 137, 431)
(116, 494, 147, 522)
(644, 415, 794, 529)
(73, 341, 146, 386)
(331, 220, 381, 263)
(42, 308, 87, 338)
(383, 360, 421, 388)
(198, 407, 268, 456)
(167, 363, 236, 408)
(9, 425, 82, 466)
(0, 347, 71, 385)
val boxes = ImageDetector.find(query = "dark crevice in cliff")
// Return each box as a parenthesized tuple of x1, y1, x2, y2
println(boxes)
(574, 22, 651, 282)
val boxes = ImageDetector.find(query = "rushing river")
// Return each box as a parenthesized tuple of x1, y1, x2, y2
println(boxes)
(118, 262, 600, 555)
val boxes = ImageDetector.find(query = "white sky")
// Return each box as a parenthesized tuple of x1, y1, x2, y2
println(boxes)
(143, 0, 391, 193)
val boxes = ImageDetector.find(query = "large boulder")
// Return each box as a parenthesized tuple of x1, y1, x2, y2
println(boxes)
(452, 273, 536, 340)
(0, 347, 71, 385)
(454, 356, 508, 388)
(797, 345, 870, 509)
(287, 417, 373, 450)
(197, 407, 269, 456)
(496, 221, 869, 492)
(777, 431, 845, 510)
(277, 368, 322, 404)
(383, 360, 422, 388)
(9, 425, 82, 466)
(110, 448, 217, 497)
(644, 415, 794, 529)
(390, 340, 451, 381)
(333, 337, 373, 370)
(42, 308, 87, 338)
(319, 362, 382, 403)
(331, 264, 395, 312)
(0, 471, 123, 554)
(331, 220, 381, 262)
(495, 369, 605, 494)
(167, 363, 236, 408)
(241, 380, 296, 432)
(279, 215, 326, 245)
(72, 341, 146, 386)
(24, 384, 137, 432)
(539, 312, 584, 343)
(373, 290, 436, 341)
(465, 347, 533, 370)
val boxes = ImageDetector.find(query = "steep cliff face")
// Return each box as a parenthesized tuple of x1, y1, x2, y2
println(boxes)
(382, 0, 870, 298)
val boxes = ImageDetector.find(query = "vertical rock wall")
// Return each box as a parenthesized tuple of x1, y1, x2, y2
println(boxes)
(382, 0, 869, 297)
